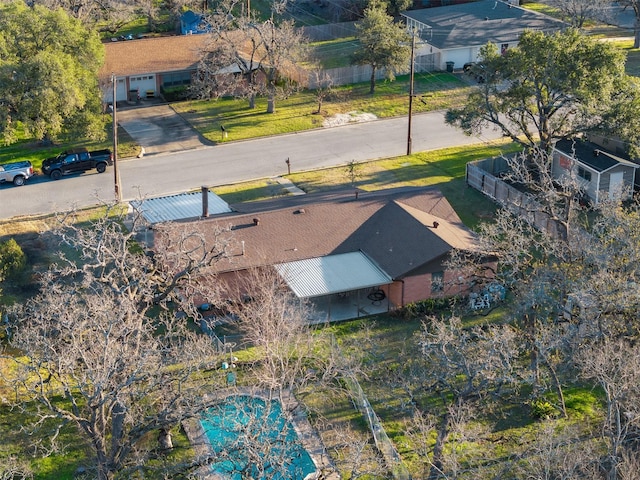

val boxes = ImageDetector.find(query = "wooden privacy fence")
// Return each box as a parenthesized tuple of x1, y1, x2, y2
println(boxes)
(466, 159, 563, 238)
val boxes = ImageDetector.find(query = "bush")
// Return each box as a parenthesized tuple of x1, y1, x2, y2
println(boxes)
(530, 398, 559, 419)
(398, 297, 452, 319)
(0, 238, 26, 281)
(161, 85, 190, 102)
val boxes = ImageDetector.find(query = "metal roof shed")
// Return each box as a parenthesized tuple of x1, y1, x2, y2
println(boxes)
(274, 251, 392, 299)
(131, 191, 232, 225)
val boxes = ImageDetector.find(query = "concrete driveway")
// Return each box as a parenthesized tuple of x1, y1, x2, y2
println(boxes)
(116, 103, 212, 155)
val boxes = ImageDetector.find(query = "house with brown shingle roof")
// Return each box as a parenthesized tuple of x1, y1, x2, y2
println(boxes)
(150, 186, 492, 322)
(101, 35, 208, 102)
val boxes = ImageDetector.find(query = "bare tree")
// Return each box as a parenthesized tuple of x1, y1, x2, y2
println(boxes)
(226, 267, 350, 400)
(2, 205, 232, 480)
(198, 0, 308, 113)
(544, 0, 612, 27)
(33, 0, 139, 34)
(415, 316, 520, 478)
(309, 69, 339, 115)
(618, 0, 640, 48)
(510, 422, 602, 480)
(0, 456, 33, 480)
(577, 338, 640, 480)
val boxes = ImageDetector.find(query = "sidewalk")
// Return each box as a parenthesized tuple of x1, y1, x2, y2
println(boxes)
(273, 176, 306, 195)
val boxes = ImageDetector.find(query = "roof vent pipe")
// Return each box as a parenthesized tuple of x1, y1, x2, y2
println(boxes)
(253, 218, 260, 226)
(201, 186, 209, 218)
(433, 221, 439, 229)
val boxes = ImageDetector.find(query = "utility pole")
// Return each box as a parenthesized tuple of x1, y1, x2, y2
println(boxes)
(111, 73, 122, 202)
(407, 30, 416, 156)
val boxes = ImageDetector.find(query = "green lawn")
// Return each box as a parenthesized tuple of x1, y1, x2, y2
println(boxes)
(282, 140, 520, 228)
(0, 120, 139, 171)
(172, 72, 471, 144)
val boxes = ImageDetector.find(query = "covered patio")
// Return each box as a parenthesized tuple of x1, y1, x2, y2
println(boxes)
(275, 252, 393, 323)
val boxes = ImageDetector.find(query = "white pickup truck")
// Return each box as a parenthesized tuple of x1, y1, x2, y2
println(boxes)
(0, 160, 35, 186)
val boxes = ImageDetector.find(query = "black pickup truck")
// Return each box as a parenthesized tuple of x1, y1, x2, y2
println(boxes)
(41, 148, 113, 180)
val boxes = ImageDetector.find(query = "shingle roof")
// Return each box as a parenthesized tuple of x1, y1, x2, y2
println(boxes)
(101, 35, 208, 78)
(155, 187, 479, 279)
(402, 0, 566, 50)
(555, 138, 639, 173)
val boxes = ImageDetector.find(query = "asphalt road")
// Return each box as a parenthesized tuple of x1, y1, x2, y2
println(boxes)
(0, 111, 505, 219)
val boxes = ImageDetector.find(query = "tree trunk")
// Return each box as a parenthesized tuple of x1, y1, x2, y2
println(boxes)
(267, 94, 275, 114)
(428, 410, 449, 479)
(543, 357, 567, 418)
(369, 66, 377, 95)
(158, 428, 173, 450)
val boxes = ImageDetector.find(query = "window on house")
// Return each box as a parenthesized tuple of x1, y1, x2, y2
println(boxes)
(431, 271, 444, 292)
(162, 72, 192, 87)
(578, 167, 592, 182)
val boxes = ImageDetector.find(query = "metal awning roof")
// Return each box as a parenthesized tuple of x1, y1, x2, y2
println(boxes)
(274, 251, 392, 299)
(131, 191, 231, 224)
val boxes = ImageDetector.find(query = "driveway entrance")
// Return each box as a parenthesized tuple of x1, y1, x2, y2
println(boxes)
(116, 103, 212, 155)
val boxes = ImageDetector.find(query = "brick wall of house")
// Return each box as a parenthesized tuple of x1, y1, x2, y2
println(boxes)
(400, 269, 478, 306)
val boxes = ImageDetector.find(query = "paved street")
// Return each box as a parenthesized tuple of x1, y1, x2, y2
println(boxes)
(0, 110, 506, 219)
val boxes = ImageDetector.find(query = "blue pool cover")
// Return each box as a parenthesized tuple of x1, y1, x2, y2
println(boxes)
(200, 395, 316, 479)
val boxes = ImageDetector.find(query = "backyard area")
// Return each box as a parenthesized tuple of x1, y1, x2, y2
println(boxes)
(1, 13, 637, 477)
(0, 134, 606, 479)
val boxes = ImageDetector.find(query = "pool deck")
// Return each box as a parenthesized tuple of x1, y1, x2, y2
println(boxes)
(182, 386, 340, 480)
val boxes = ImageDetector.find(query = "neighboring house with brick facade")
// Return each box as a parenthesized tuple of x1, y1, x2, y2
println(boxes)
(151, 187, 492, 322)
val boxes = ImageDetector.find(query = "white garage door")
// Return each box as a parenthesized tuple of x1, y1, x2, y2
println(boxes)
(129, 75, 156, 97)
(104, 78, 128, 103)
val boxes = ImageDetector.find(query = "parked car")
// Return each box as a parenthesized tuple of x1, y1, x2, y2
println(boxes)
(0, 160, 35, 186)
(41, 148, 113, 180)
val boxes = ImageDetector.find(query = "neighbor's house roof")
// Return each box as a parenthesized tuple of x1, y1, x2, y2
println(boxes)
(101, 35, 208, 78)
(554, 138, 639, 173)
(402, 0, 567, 50)
(154, 187, 479, 281)
(100, 33, 253, 79)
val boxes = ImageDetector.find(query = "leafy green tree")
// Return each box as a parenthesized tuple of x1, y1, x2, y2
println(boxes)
(0, 238, 26, 283)
(446, 29, 631, 156)
(352, 0, 411, 94)
(385, 0, 412, 18)
(600, 77, 640, 157)
(0, 2, 105, 145)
